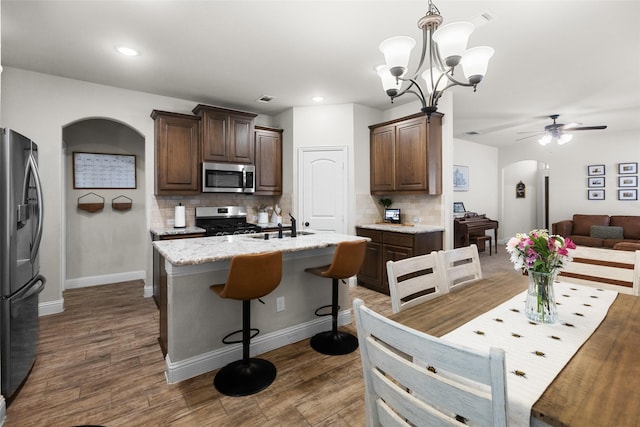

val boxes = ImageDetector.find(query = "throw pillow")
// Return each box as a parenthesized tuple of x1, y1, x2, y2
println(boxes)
(590, 225, 624, 240)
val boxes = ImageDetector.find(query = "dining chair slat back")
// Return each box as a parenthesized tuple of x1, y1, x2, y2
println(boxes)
(353, 298, 508, 427)
(438, 244, 483, 292)
(386, 252, 446, 314)
(558, 246, 640, 295)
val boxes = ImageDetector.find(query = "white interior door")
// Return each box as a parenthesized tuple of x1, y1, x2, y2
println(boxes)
(298, 147, 347, 233)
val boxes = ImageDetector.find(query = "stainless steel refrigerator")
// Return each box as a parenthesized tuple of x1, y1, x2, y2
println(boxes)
(0, 128, 46, 401)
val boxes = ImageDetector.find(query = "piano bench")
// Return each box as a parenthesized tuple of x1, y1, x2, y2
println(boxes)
(472, 235, 492, 256)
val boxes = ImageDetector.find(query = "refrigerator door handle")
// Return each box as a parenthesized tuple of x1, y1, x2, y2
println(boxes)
(26, 154, 44, 261)
(10, 275, 46, 314)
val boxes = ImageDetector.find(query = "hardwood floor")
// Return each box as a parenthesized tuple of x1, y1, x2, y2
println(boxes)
(5, 251, 513, 426)
(5, 281, 389, 426)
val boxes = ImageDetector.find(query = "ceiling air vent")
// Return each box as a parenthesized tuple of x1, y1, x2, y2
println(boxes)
(256, 95, 276, 103)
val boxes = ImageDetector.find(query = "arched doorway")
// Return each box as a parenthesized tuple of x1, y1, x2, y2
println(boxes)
(62, 118, 146, 289)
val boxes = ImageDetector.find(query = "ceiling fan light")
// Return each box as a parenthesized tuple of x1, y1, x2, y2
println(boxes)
(461, 46, 494, 82)
(376, 65, 402, 96)
(421, 68, 448, 93)
(557, 133, 573, 145)
(432, 21, 474, 67)
(379, 36, 416, 76)
(538, 135, 552, 146)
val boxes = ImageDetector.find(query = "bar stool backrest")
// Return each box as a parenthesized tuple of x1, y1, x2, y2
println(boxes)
(321, 240, 367, 279)
(217, 251, 283, 300)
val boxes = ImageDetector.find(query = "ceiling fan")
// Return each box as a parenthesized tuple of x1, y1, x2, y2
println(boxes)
(517, 114, 607, 145)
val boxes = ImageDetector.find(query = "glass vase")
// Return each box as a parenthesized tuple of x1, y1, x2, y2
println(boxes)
(525, 270, 558, 323)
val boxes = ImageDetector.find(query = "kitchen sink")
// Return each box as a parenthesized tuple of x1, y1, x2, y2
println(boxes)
(248, 230, 315, 239)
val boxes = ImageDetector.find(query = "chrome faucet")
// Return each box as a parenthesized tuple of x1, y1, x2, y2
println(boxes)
(289, 213, 297, 237)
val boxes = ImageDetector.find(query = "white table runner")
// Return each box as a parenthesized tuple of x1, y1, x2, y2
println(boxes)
(442, 281, 618, 427)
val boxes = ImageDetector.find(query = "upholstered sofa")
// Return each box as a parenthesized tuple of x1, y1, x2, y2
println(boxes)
(552, 214, 640, 249)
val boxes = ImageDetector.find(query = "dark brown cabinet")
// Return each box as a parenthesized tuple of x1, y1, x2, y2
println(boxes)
(193, 104, 257, 164)
(254, 126, 283, 195)
(151, 110, 201, 195)
(369, 113, 442, 195)
(356, 226, 443, 294)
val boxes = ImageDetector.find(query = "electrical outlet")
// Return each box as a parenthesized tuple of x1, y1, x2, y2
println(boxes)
(413, 217, 421, 223)
(276, 296, 285, 312)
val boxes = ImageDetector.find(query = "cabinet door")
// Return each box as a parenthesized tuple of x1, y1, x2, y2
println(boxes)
(254, 128, 282, 195)
(228, 114, 255, 163)
(382, 243, 414, 293)
(358, 241, 383, 291)
(370, 124, 396, 194)
(395, 117, 427, 192)
(201, 110, 229, 162)
(152, 111, 200, 195)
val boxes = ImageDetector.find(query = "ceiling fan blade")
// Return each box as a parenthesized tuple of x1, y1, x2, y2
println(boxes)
(516, 130, 542, 134)
(565, 125, 607, 131)
(516, 133, 543, 141)
(561, 122, 582, 130)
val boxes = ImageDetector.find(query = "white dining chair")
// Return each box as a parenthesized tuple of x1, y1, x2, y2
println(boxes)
(353, 298, 508, 427)
(386, 252, 446, 314)
(438, 244, 483, 292)
(558, 246, 640, 295)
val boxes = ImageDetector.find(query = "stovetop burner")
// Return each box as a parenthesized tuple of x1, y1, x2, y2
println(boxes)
(195, 206, 262, 236)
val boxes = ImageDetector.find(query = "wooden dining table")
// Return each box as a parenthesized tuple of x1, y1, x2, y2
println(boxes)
(388, 272, 640, 427)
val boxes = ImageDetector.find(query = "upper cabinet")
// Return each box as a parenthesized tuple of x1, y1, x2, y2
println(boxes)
(151, 110, 200, 195)
(254, 126, 283, 195)
(369, 113, 442, 195)
(193, 104, 257, 164)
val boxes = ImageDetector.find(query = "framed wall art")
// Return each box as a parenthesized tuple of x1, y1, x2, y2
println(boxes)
(618, 189, 638, 201)
(588, 189, 605, 200)
(618, 175, 638, 187)
(588, 177, 605, 188)
(618, 162, 638, 174)
(453, 165, 469, 192)
(587, 164, 605, 176)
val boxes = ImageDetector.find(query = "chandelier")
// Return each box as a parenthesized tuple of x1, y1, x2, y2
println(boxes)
(376, 0, 494, 118)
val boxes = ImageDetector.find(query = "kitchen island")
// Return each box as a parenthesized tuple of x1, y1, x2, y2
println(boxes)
(152, 231, 367, 383)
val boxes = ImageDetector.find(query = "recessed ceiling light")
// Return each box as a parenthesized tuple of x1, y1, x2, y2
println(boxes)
(116, 46, 140, 56)
(312, 96, 324, 102)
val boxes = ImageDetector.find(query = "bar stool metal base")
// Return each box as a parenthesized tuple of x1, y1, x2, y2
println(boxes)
(310, 330, 359, 355)
(214, 358, 276, 397)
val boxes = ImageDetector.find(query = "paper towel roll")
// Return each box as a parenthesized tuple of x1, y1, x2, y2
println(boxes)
(174, 204, 186, 228)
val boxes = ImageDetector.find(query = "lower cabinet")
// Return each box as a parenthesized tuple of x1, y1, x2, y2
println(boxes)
(356, 227, 443, 295)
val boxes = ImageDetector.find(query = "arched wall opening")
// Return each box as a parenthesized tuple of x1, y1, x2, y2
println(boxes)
(62, 118, 146, 289)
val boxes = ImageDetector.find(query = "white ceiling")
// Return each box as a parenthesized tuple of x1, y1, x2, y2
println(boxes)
(2, 0, 639, 148)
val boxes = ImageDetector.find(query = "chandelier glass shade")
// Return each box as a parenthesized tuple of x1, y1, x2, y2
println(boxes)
(539, 133, 573, 146)
(376, 0, 494, 117)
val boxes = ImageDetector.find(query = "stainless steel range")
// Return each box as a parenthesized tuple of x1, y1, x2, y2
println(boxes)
(195, 206, 263, 236)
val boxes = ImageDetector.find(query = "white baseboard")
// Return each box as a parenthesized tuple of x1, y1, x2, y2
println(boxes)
(65, 270, 145, 289)
(39, 298, 64, 316)
(165, 309, 352, 384)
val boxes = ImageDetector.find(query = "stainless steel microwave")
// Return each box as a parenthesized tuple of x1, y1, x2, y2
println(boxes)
(202, 162, 255, 193)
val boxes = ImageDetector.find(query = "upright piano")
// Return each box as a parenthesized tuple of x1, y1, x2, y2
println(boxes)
(454, 214, 499, 253)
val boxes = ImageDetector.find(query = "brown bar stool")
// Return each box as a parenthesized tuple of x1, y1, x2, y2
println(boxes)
(304, 240, 367, 355)
(210, 250, 282, 396)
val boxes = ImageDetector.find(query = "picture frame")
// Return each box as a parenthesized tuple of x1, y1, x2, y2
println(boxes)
(453, 202, 466, 213)
(588, 177, 605, 188)
(618, 175, 638, 187)
(618, 189, 638, 201)
(618, 162, 638, 174)
(588, 189, 605, 200)
(587, 164, 605, 176)
(453, 165, 469, 192)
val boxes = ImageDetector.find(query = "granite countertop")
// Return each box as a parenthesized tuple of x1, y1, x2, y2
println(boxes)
(153, 230, 368, 266)
(357, 223, 444, 234)
(150, 226, 206, 237)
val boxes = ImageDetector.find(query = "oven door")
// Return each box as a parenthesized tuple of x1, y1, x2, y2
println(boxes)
(202, 162, 255, 193)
